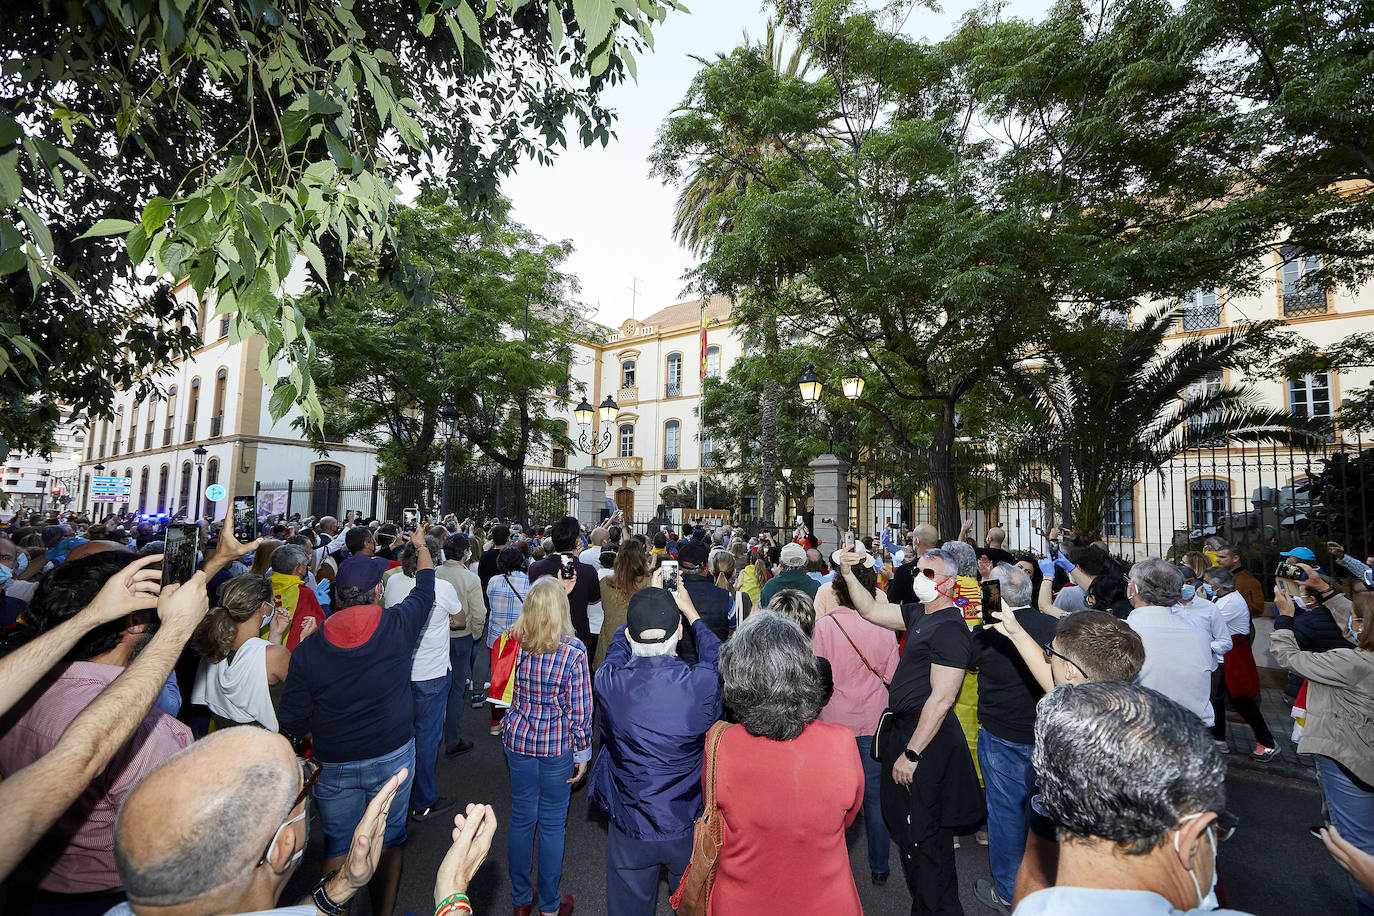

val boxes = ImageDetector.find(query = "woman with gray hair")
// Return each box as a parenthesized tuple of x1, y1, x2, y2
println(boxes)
(708, 612, 865, 915)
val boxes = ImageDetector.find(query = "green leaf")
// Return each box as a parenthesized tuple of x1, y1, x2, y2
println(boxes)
(419, 12, 436, 36)
(456, 0, 482, 46)
(0, 149, 21, 206)
(141, 197, 174, 234)
(75, 217, 139, 241)
(548, 0, 564, 48)
(572, 0, 615, 55)
(126, 225, 151, 264)
(269, 380, 296, 420)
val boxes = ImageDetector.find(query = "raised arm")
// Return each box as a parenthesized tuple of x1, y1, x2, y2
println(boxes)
(0, 571, 209, 883)
(0, 554, 162, 718)
(988, 603, 1055, 693)
(836, 549, 906, 631)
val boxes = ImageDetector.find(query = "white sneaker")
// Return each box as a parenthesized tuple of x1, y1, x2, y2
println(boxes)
(1213, 739, 1230, 755)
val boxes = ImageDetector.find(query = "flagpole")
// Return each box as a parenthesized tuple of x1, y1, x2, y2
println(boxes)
(698, 299, 706, 512)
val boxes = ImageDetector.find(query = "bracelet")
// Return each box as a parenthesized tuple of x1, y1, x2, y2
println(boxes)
(435, 893, 472, 916)
(312, 871, 347, 916)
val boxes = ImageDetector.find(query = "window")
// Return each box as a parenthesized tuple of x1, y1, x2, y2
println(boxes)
(128, 402, 139, 452)
(705, 345, 721, 379)
(111, 408, 123, 456)
(1190, 479, 1230, 530)
(196, 299, 207, 335)
(1280, 245, 1327, 316)
(310, 463, 343, 518)
(700, 431, 715, 467)
(665, 354, 682, 398)
(206, 458, 219, 489)
(1103, 483, 1134, 540)
(219, 313, 231, 339)
(145, 399, 157, 449)
(156, 465, 169, 512)
(186, 378, 201, 441)
(1288, 372, 1332, 420)
(618, 423, 635, 457)
(98, 418, 109, 459)
(139, 467, 150, 512)
(620, 360, 636, 389)
(211, 368, 228, 436)
(1184, 370, 1224, 438)
(178, 461, 192, 512)
(663, 420, 680, 470)
(1181, 289, 1220, 331)
(551, 420, 568, 469)
(742, 494, 760, 517)
(164, 386, 177, 446)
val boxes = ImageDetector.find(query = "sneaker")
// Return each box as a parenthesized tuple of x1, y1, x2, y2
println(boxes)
(974, 878, 1011, 915)
(871, 871, 889, 886)
(975, 829, 989, 846)
(445, 738, 475, 758)
(1250, 744, 1279, 762)
(410, 796, 458, 822)
(1213, 739, 1230, 755)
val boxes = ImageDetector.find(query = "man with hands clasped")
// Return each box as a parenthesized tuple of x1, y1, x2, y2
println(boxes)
(835, 546, 984, 915)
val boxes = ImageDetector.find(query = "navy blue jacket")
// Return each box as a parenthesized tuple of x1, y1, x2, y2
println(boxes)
(589, 620, 723, 840)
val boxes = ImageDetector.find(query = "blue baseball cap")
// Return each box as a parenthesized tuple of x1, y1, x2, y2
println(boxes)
(335, 554, 389, 593)
(1279, 547, 1317, 562)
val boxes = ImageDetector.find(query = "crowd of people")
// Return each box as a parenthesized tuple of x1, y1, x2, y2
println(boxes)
(0, 503, 1372, 916)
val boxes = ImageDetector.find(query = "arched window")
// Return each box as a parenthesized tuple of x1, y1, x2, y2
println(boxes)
(705, 345, 721, 379)
(206, 458, 219, 489)
(145, 397, 158, 450)
(164, 386, 178, 447)
(98, 417, 109, 458)
(665, 353, 683, 397)
(212, 368, 228, 436)
(310, 463, 343, 518)
(663, 420, 680, 470)
(618, 423, 635, 457)
(620, 359, 636, 389)
(139, 467, 150, 512)
(128, 402, 139, 452)
(1190, 479, 1231, 530)
(178, 461, 192, 513)
(156, 464, 170, 512)
(551, 420, 568, 469)
(186, 377, 201, 442)
(112, 407, 123, 456)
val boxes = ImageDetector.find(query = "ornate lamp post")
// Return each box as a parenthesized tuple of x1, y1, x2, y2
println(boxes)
(574, 395, 619, 458)
(440, 406, 460, 517)
(192, 445, 208, 521)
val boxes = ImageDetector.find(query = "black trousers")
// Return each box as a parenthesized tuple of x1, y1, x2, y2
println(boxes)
(897, 826, 963, 915)
(1210, 668, 1276, 748)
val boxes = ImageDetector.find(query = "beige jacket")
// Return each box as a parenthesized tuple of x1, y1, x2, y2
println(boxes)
(1268, 593, 1374, 785)
(437, 560, 488, 641)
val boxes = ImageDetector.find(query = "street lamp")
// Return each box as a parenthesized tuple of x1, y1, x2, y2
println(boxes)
(39, 469, 49, 514)
(798, 365, 822, 404)
(782, 467, 793, 479)
(193, 445, 208, 521)
(93, 463, 105, 516)
(574, 395, 619, 457)
(840, 374, 866, 400)
(440, 405, 460, 517)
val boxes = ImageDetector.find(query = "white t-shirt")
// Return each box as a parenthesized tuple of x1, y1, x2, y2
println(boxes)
(384, 573, 460, 682)
(1215, 590, 1250, 638)
(1128, 605, 1215, 726)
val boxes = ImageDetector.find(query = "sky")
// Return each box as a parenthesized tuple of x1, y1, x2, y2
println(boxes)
(501, 0, 1053, 330)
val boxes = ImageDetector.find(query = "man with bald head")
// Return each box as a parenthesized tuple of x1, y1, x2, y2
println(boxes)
(113, 728, 496, 916)
(887, 523, 940, 607)
(978, 527, 1017, 568)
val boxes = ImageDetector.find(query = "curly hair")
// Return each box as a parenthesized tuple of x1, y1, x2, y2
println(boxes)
(719, 611, 826, 741)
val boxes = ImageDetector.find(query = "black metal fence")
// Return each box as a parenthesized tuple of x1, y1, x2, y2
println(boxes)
(254, 466, 579, 529)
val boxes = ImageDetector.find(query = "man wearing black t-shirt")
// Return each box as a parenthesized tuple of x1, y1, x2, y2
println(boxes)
(837, 547, 984, 916)
(976, 526, 1017, 568)
(527, 516, 602, 659)
(968, 562, 1058, 913)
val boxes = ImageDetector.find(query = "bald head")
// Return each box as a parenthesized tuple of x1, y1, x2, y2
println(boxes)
(589, 527, 608, 546)
(986, 527, 1007, 548)
(912, 523, 939, 551)
(116, 729, 299, 909)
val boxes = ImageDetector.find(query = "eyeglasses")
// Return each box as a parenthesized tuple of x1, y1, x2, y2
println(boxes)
(258, 758, 320, 865)
(1041, 643, 1088, 680)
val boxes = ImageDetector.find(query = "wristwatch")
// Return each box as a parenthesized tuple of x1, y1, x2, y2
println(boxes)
(903, 748, 923, 763)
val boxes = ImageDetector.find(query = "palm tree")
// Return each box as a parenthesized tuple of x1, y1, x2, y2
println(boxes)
(1005, 304, 1323, 541)
(662, 19, 813, 527)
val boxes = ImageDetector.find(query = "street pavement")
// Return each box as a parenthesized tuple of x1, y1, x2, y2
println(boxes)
(282, 685, 1355, 916)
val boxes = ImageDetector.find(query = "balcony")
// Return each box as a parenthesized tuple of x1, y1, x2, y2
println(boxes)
(210, 415, 223, 437)
(663, 451, 679, 470)
(665, 382, 681, 398)
(1181, 303, 1221, 331)
(1282, 286, 1328, 317)
(144, 431, 153, 450)
(111, 441, 119, 456)
(185, 420, 196, 442)
(127, 436, 136, 453)
(617, 386, 638, 405)
(603, 456, 642, 474)
(162, 426, 173, 447)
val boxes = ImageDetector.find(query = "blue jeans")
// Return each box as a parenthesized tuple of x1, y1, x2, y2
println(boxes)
(446, 634, 475, 751)
(506, 748, 574, 912)
(605, 823, 694, 916)
(1317, 755, 1374, 915)
(411, 675, 450, 811)
(313, 739, 416, 859)
(855, 735, 891, 874)
(978, 728, 1036, 903)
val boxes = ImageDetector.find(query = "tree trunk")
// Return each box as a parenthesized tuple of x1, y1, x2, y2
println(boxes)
(928, 404, 962, 540)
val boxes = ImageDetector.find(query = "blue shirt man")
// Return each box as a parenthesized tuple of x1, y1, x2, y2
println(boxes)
(590, 587, 722, 916)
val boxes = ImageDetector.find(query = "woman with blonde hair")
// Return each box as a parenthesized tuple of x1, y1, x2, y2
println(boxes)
(594, 538, 652, 668)
(502, 575, 593, 916)
(190, 573, 302, 731)
(1182, 550, 1210, 578)
(249, 539, 282, 577)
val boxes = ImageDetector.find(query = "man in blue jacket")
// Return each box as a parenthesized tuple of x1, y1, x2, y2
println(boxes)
(590, 583, 723, 916)
(278, 526, 434, 916)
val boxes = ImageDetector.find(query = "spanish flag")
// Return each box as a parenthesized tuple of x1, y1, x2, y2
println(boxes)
(699, 299, 708, 379)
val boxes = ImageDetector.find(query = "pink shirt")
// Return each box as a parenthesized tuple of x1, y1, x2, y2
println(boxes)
(812, 605, 900, 737)
(0, 661, 193, 892)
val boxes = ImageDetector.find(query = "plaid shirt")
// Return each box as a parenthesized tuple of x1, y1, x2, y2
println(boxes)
(486, 571, 529, 648)
(502, 637, 593, 763)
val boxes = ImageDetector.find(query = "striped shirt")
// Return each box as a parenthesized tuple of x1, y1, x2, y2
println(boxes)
(502, 637, 593, 763)
(486, 571, 529, 648)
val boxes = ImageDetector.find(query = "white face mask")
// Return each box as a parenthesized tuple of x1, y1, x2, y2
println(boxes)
(1175, 813, 1219, 910)
(913, 571, 939, 604)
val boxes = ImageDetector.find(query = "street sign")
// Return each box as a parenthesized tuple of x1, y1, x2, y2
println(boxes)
(91, 475, 132, 503)
(205, 484, 227, 502)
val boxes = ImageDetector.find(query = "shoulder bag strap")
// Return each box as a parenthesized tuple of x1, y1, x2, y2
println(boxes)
(831, 615, 891, 689)
(503, 574, 526, 604)
(702, 720, 730, 811)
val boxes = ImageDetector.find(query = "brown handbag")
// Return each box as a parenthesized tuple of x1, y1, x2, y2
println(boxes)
(670, 720, 731, 915)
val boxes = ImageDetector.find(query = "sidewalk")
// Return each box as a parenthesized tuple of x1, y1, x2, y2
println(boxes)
(1216, 685, 1316, 782)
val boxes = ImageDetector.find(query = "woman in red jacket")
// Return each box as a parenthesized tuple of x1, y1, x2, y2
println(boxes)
(709, 611, 864, 915)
